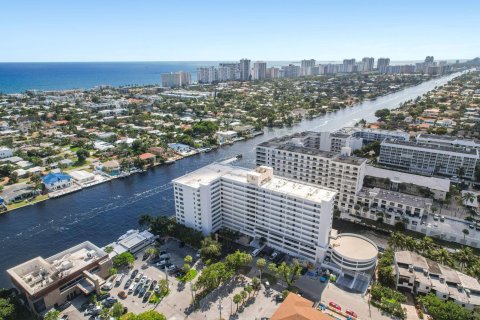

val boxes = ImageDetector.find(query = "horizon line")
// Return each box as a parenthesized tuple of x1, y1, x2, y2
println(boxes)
(0, 57, 474, 64)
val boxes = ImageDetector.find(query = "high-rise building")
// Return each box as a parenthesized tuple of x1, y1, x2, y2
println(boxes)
(218, 63, 239, 81)
(161, 71, 191, 88)
(377, 58, 390, 72)
(342, 59, 356, 73)
(301, 59, 316, 68)
(361, 57, 375, 72)
(253, 61, 267, 80)
(239, 58, 251, 81)
(281, 64, 301, 78)
(378, 138, 479, 179)
(300, 59, 317, 76)
(266, 67, 280, 79)
(173, 163, 336, 263)
(196, 66, 217, 84)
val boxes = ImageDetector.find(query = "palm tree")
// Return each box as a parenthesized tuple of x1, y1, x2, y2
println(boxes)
(256, 258, 266, 283)
(244, 285, 253, 299)
(251, 277, 261, 293)
(388, 232, 407, 251)
(417, 236, 434, 255)
(455, 247, 475, 271)
(462, 192, 475, 205)
(233, 294, 242, 313)
(434, 248, 453, 266)
(240, 290, 248, 305)
(462, 229, 470, 241)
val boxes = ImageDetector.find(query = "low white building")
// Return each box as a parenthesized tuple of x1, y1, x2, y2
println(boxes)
(395, 251, 480, 310)
(0, 146, 13, 159)
(173, 163, 337, 263)
(215, 130, 237, 144)
(69, 170, 95, 184)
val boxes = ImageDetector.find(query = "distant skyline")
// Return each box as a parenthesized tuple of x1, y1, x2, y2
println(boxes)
(2, 0, 479, 62)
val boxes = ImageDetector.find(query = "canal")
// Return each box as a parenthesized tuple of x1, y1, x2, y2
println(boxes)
(0, 72, 463, 286)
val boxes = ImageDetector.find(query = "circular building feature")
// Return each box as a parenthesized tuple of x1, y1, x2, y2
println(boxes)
(329, 233, 378, 271)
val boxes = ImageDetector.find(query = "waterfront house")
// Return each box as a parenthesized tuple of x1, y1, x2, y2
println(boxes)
(100, 160, 121, 175)
(138, 153, 156, 166)
(0, 183, 38, 204)
(215, 130, 237, 144)
(42, 173, 73, 192)
(69, 170, 95, 185)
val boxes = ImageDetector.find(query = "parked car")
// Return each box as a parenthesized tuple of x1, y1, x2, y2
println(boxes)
(195, 250, 201, 258)
(269, 251, 279, 260)
(145, 279, 152, 287)
(124, 279, 133, 289)
(142, 252, 150, 261)
(433, 214, 440, 221)
(150, 280, 158, 290)
(275, 294, 284, 303)
(118, 291, 127, 299)
(101, 281, 113, 291)
(61, 315, 69, 320)
(167, 264, 177, 272)
(159, 250, 167, 256)
(128, 282, 137, 294)
(252, 248, 262, 257)
(329, 301, 341, 311)
(115, 273, 125, 287)
(159, 253, 171, 260)
(134, 284, 142, 295)
(143, 291, 152, 303)
(134, 272, 143, 282)
(130, 269, 139, 279)
(138, 286, 147, 297)
(346, 309, 358, 318)
(319, 275, 328, 283)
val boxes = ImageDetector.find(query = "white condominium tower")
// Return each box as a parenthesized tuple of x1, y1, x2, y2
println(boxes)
(253, 61, 267, 80)
(173, 163, 336, 262)
(239, 58, 251, 81)
(256, 132, 367, 211)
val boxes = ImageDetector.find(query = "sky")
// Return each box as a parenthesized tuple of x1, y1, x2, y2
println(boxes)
(1, 0, 479, 62)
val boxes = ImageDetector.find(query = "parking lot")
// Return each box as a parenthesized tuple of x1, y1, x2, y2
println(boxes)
(58, 239, 281, 320)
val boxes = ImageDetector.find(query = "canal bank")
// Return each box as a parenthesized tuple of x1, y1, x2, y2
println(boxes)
(0, 72, 463, 287)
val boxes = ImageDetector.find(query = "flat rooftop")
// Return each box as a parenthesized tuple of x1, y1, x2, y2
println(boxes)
(173, 163, 336, 203)
(382, 138, 479, 156)
(365, 165, 450, 192)
(7, 241, 106, 295)
(330, 233, 378, 261)
(258, 133, 367, 166)
(359, 187, 432, 208)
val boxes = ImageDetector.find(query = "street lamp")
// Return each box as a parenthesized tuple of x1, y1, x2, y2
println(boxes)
(217, 298, 223, 320)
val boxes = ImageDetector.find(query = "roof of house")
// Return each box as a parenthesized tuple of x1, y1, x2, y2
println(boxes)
(139, 153, 156, 160)
(271, 294, 332, 320)
(42, 172, 71, 184)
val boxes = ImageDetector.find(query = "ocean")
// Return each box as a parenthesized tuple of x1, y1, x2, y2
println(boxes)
(0, 60, 440, 94)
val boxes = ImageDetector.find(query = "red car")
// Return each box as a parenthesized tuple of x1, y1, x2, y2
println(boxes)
(346, 309, 358, 318)
(329, 301, 341, 311)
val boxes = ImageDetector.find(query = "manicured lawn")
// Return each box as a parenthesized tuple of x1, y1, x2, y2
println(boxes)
(178, 269, 198, 282)
(6, 194, 49, 211)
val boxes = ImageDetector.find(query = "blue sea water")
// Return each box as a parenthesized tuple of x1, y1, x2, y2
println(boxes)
(0, 61, 300, 94)
(0, 62, 209, 93)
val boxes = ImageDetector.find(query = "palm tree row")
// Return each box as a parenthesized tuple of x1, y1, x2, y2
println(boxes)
(388, 232, 480, 279)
